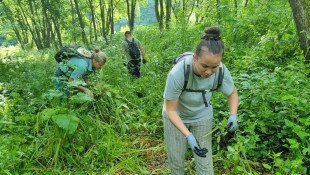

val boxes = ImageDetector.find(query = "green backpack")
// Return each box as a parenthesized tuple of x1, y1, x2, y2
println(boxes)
(54, 45, 92, 63)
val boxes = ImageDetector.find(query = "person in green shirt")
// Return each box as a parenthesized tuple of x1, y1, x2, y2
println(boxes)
(122, 31, 145, 78)
(55, 48, 108, 99)
(162, 26, 239, 175)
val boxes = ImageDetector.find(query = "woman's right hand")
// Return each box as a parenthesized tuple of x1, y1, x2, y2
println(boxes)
(186, 133, 208, 157)
(85, 89, 94, 98)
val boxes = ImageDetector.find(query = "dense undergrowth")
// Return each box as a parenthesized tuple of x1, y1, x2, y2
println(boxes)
(1, 3, 310, 174)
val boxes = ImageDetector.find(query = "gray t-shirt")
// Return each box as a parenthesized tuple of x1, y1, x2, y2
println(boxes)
(162, 54, 235, 123)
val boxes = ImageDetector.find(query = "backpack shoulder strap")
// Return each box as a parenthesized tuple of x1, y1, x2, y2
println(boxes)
(125, 39, 130, 44)
(182, 54, 194, 91)
(211, 62, 225, 91)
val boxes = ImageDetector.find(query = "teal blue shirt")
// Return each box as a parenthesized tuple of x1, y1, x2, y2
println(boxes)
(58, 57, 93, 84)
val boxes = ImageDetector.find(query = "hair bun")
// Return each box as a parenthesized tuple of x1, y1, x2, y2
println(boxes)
(202, 26, 221, 41)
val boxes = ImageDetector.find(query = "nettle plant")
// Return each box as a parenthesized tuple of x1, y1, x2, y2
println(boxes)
(212, 60, 310, 174)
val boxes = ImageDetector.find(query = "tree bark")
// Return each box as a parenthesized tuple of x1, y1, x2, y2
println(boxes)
(99, 0, 109, 44)
(289, 0, 310, 64)
(69, 0, 77, 43)
(110, 0, 114, 34)
(155, 0, 164, 30)
(2, 2, 25, 49)
(18, 3, 41, 49)
(126, 0, 137, 32)
(165, 0, 171, 29)
(234, 0, 238, 15)
(186, 0, 196, 24)
(27, 0, 43, 49)
(88, 0, 98, 42)
(73, 0, 89, 46)
(106, 6, 111, 35)
(52, 16, 62, 48)
(41, 0, 51, 48)
(244, 0, 249, 7)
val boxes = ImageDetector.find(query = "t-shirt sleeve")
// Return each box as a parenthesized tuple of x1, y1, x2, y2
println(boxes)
(219, 65, 235, 96)
(122, 41, 127, 51)
(135, 39, 141, 48)
(163, 71, 183, 100)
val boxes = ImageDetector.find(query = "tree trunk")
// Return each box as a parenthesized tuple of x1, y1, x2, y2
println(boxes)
(73, 0, 89, 46)
(195, 0, 200, 24)
(126, 0, 137, 32)
(186, 0, 195, 24)
(2, 2, 25, 49)
(110, 0, 114, 34)
(234, 0, 238, 15)
(41, 0, 51, 48)
(27, 0, 44, 49)
(289, 0, 310, 64)
(18, 3, 41, 49)
(52, 16, 62, 48)
(88, 19, 92, 44)
(88, 0, 98, 41)
(106, 6, 111, 35)
(155, 0, 164, 30)
(160, 0, 164, 30)
(165, 0, 171, 29)
(69, 0, 77, 43)
(15, 11, 28, 44)
(245, 0, 249, 7)
(99, 0, 109, 44)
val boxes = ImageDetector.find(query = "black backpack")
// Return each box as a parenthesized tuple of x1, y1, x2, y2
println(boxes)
(173, 52, 225, 107)
(54, 45, 91, 63)
(125, 38, 141, 60)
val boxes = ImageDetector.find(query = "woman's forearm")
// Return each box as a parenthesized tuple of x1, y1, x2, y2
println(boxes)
(227, 86, 238, 115)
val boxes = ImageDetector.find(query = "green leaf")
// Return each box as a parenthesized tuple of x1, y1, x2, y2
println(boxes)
(227, 146, 235, 152)
(293, 126, 310, 140)
(39, 108, 59, 122)
(119, 103, 129, 110)
(273, 152, 282, 158)
(262, 163, 272, 170)
(106, 91, 112, 98)
(299, 117, 310, 126)
(284, 119, 294, 127)
(302, 147, 310, 155)
(286, 138, 300, 149)
(70, 92, 93, 104)
(281, 94, 294, 101)
(52, 113, 80, 134)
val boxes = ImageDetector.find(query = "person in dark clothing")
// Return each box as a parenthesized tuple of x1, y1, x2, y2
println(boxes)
(122, 31, 145, 78)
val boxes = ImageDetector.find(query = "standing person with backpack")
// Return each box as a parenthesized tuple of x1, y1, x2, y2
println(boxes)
(54, 47, 108, 99)
(162, 26, 239, 174)
(122, 31, 145, 78)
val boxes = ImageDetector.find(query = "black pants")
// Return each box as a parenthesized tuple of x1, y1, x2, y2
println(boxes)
(127, 59, 141, 78)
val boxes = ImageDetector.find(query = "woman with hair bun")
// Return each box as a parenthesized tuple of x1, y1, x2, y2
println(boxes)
(55, 47, 108, 99)
(162, 26, 239, 174)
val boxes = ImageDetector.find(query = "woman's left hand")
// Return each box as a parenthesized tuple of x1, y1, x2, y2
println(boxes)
(227, 114, 238, 132)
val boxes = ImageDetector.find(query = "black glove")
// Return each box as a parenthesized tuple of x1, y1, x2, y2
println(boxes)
(186, 133, 208, 157)
(194, 146, 208, 158)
